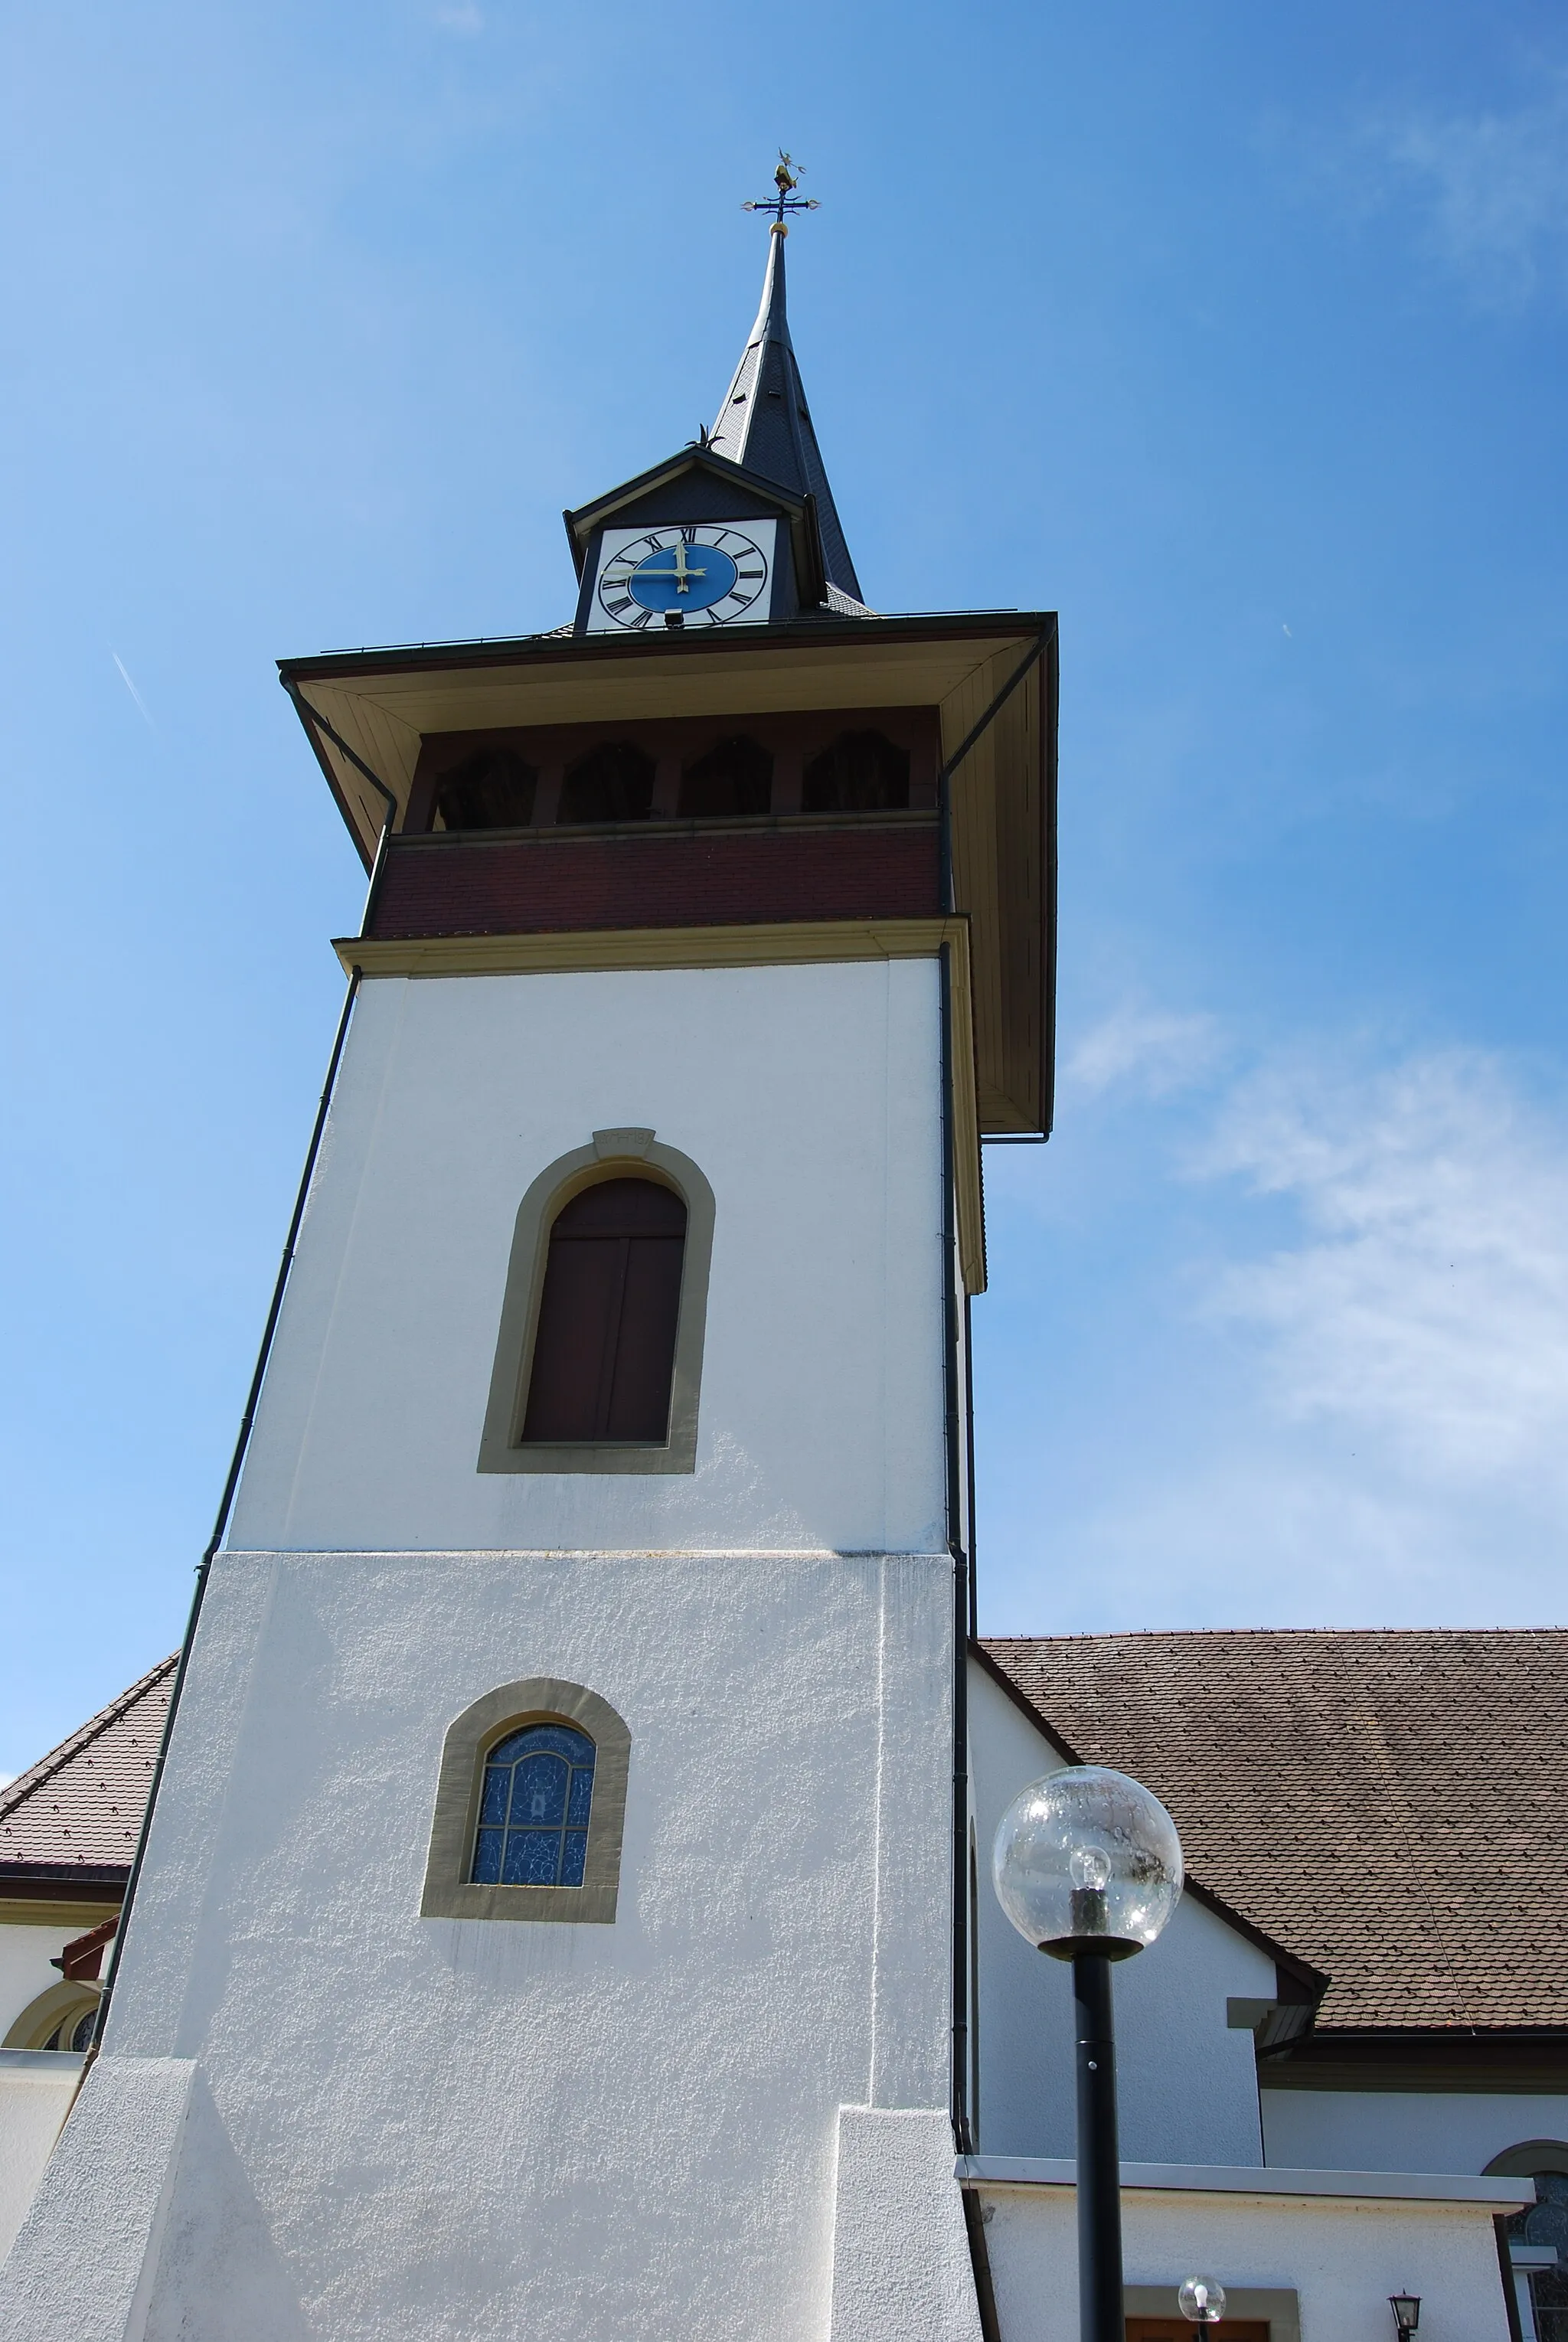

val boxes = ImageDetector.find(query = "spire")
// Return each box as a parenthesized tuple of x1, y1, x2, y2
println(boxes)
(707, 222, 864, 606)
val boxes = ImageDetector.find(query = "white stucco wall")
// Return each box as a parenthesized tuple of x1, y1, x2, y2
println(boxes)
(1263, 2089, 1568, 2177)
(969, 1661, 1276, 2168)
(7, 949, 970, 2337)
(0, 1927, 75, 2042)
(978, 2180, 1516, 2342)
(828, 2109, 982, 2342)
(227, 958, 948, 1558)
(0, 2057, 81, 2264)
(90, 1541, 958, 2340)
(0, 2054, 194, 2342)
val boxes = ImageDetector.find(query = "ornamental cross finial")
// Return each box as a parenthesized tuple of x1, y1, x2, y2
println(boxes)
(742, 149, 820, 229)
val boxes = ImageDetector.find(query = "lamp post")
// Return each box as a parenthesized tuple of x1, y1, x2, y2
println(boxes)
(993, 1766, 1184, 2342)
(1390, 2296, 1421, 2341)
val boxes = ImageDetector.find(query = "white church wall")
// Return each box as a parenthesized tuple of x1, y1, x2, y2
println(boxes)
(93, 1540, 959, 2342)
(828, 2108, 982, 2342)
(978, 2176, 1518, 2342)
(1263, 2088, 1568, 2177)
(0, 2056, 81, 2265)
(0, 1927, 74, 2041)
(227, 957, 948, 1560)
(969, 1661, 1274, 2168)
(0, 2053, 195, 2342)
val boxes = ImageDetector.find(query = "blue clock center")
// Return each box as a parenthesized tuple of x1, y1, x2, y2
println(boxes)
(629, 541, 740, 612)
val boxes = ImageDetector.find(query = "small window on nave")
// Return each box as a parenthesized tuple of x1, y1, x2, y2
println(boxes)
(801, 729, 911, 813)
(431, 746, 538, 831)
(678, 733, 773, 819)
(471, 1721, 596, 1888)
(521, 1177, 687, 1445)
(559, 740, 656, 825)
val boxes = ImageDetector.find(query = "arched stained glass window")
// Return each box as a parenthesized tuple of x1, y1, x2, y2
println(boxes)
(470, 1722, 596, 1888)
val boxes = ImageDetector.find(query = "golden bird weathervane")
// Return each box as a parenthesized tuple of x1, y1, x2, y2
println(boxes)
(743, 151, 820, 231)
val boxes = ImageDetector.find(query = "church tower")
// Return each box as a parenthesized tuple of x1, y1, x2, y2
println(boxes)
(0, 185, 1056, 2342)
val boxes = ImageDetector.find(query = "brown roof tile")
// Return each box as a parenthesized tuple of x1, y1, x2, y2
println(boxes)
(980, 1628, 1568, 2036)
(0, 1657, 175, 1875)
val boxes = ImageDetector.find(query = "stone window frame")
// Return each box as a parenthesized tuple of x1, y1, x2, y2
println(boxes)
(420, 1677, 631, 1925)
(477, 1127, 715, 1475)
(3, 1978, 103, 2052)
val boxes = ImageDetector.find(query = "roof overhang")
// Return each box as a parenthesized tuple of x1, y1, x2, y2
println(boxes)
(280, 610, 1058, 1135)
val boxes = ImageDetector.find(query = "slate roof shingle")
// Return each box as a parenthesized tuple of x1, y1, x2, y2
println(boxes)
(981, 1628, 1568, 2037)
(0, 1656, 175, 1876)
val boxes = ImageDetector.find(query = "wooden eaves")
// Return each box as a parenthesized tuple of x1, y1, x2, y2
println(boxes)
(280, 609, 1058, 1138)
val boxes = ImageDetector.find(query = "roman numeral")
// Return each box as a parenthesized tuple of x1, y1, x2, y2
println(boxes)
(736, 568, 764, 580)
(629, 609, 655, 629)
(604, 596, 633, 614)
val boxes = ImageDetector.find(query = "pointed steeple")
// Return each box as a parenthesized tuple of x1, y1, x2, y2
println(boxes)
(707, 226, 864, 606)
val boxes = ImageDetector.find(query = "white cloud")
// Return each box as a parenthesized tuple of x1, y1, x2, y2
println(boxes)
(1355, 73, 1568, 305)
(1065, 1005, 1224, 1098)
(1200, 1049, 1568, 1491)
(982, 1037, 1568, 1632)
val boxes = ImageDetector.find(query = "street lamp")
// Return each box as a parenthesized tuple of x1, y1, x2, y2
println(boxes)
(1180, 2277, 1227, 2331)
(993, 1765, 1184, 2342)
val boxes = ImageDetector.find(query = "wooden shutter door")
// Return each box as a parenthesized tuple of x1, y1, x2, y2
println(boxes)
(521, 1178, 688, 1445)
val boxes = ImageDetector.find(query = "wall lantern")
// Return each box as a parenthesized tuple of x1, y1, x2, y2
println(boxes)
(993, 1765, 1183, 2342)
(1390, 2296, 1421, 2337)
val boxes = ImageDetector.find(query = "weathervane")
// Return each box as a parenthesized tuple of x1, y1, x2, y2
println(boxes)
(743, 151, 820, 231)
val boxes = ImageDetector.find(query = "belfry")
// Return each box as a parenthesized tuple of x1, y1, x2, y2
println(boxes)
(1, 177, 1054, 2340)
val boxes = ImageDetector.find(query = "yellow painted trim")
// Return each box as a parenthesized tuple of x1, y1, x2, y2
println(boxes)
(335, 913, 961, 978)
(334, 917, 987, 1295)
(0, 1899, 121, 1930)
(3, 1979, 101, 2051)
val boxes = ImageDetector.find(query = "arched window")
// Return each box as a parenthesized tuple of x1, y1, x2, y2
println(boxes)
(560, 740, 655, 825)
(1490, 2146, 1568, 2342)
(432, 746, 538, 831)
(471, 1721, 596, 1886)
(678, 733, 773, 818)
(479, 1130, 716, 1476)
(522, 1178, 686, 1445)
(802, 728, 910, 812)
(2, 1981, 103, 2053)
(422, 1677, 631, 1925)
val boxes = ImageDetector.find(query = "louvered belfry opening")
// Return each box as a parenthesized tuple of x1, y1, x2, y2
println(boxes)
(801, 729, 910, 813)
(433, 746, 538, 831)
(522, 1178, 687, 1444)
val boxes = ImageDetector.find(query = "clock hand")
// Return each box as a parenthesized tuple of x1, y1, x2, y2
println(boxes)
(637, 547, 708, 593)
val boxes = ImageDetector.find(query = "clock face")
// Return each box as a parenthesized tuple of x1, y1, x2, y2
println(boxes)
(589, 520, 776, 633)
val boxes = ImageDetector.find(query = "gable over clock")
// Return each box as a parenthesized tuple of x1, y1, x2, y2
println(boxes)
(565, 446, 834, 634)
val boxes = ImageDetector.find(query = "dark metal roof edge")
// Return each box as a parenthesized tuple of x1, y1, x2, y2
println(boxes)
(0, 1866, 132, 1889)
(1040, 620, 1060, 1140)
(1306, 2024, 1568, 2045)
(276, 609, 1057, 688)
(968, 1640, 1328, 1995)
(564, 444, 813, 551)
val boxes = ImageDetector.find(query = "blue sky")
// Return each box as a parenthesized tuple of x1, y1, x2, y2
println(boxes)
(3, 2, 1566, 1769)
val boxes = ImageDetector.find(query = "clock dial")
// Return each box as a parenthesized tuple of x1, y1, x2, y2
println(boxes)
(593, 522, 773, 631)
